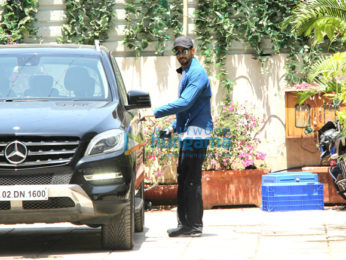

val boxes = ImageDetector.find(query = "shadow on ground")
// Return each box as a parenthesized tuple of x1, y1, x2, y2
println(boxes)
(0, 225, 148, 257)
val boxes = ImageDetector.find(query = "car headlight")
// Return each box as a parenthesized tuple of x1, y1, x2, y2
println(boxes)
(85, 129, 125, 156)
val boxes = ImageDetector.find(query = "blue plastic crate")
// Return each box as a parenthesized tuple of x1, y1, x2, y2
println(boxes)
(262, 172, 318, 184)
(261, 182, 324, 212)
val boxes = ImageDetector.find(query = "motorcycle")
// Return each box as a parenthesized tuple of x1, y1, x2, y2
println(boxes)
(306, 118, 346, 200)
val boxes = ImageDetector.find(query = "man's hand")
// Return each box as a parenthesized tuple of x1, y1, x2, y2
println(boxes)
(160, 126, 173, 138)
(139, 114, 155, 121)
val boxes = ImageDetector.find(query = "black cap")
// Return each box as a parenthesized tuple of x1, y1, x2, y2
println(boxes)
(173, 36, 194, 49)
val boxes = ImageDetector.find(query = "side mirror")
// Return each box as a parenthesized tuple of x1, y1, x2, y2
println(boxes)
(304, 126, 314, 136)
(125, 90, 151, 110)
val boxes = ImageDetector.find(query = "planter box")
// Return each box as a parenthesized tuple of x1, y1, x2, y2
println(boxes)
(202, 169, 270, 209)
(144, 184, 178, 205)
(145, 169, 270, 209)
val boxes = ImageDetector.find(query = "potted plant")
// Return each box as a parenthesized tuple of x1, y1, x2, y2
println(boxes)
(201, 100, 269, 208)
(142, 100, 269, 207)
(142, 115, 179, 205)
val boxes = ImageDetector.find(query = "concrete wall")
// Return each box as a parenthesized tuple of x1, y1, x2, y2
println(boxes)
(0, 0, 319, 171)
(115, 54, 306, 172)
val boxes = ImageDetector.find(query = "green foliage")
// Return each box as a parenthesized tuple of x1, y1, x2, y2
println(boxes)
(195, 0, 318, 91)
(123, 0, 183, 56)
(194, 0, 235, 98)
(59, 0, 115, 44)
(288, 0, 345, 129)
(0, 0, 39, 44)
(308, 52, 346, 82)
(284, 44, 325, 85)
(297, 52, 346, 104)
(284, 0, 345, 85)
(288, 0, 346, 46)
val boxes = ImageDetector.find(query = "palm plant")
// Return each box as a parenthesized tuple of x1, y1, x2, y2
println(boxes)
(298, 52, 346, 104)
(288, 0, 346, 46)
(287, 0, 346, 130)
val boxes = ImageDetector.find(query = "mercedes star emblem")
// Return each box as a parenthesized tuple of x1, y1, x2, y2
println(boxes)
(5, 141, 28, 164)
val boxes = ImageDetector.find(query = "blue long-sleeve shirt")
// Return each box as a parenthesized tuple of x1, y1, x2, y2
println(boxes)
(153, 57, 213, 134)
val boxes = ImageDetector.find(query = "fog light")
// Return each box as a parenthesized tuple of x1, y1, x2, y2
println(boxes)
(84, 172, 123, 181)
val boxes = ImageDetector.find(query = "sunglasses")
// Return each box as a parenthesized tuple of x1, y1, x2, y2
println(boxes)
(175, 49, 190, 56)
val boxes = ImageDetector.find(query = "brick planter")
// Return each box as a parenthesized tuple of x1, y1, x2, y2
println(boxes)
(144, 184, 178, 205)
(144, 169, 271, 209)
(202, 169, 270, 209)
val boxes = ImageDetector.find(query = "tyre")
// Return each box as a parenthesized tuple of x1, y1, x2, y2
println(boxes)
(101, 182, 134, 250)
(135, 180, 145, 232)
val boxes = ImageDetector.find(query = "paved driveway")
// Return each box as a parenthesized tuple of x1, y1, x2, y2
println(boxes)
(0, 207, 345, 260)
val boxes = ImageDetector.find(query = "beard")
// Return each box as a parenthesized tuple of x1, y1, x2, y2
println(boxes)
(178, 56, 192, 67)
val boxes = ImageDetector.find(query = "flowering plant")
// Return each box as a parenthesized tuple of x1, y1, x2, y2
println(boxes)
(203, 100, 266, 171)
(142, 100, 267, 184)
(142, 115, 179, 184)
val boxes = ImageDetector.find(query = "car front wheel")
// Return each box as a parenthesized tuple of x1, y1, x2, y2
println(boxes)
(135, 180, 145, 232)
(101, 183, 134, 250)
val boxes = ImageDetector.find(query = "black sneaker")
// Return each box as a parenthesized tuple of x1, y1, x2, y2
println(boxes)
(167, 227, 202, 237)
(167, 227, 186, 237)
(183, 229, 202, 237)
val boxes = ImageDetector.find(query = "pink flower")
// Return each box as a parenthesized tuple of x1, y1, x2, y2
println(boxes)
(245, 160, 254, 167)
(256, 151, 266, 161)
(156, 172, 163, 177)
(246, 145, 253, 150)
(293, 81, 319, 90)
(330, 160, 337, 166)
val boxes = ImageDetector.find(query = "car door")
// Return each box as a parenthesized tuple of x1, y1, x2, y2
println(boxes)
(110, 54, 146, 188)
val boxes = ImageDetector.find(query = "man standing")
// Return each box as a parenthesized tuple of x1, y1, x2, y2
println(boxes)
(145, 36, 213, 237)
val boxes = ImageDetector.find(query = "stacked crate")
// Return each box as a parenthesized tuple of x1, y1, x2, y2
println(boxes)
(261, 172, 324, 212)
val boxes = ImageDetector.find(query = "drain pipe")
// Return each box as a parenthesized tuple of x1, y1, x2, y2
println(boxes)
(182, 0, 188, 36)
(271, 165, 322, 173)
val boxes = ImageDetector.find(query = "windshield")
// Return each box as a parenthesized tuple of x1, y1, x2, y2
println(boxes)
(0, 54, 110, 101)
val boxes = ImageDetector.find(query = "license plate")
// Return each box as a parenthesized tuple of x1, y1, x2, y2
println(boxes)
(0, 186, 48, 201)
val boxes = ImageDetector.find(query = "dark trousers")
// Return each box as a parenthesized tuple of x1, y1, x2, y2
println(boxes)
(177, 139, 208, 231)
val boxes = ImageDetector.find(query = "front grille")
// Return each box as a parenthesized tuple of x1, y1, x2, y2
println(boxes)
(0, 202, 10, 210)
(23, 197, 75, 209)
(0, 136, 80, 168)
(0, 173, 71, 185)
(0, 174, 53, 185)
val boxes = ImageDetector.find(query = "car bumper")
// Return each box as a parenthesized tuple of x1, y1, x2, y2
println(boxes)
(0, 184, 129, 225)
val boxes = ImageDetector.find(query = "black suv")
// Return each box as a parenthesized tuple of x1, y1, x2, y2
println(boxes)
(0, 43, 151, 250)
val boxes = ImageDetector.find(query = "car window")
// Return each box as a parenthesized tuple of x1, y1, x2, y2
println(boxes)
(0, 54, 110, 100)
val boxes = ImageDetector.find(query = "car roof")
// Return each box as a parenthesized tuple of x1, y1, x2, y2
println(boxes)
(0, 44, 109, 55)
